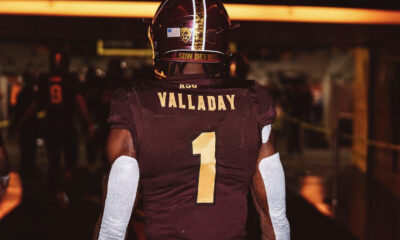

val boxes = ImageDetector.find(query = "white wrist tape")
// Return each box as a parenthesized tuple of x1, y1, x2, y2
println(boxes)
(262, 125, 272, 143)
(1, 174, 9, 189)
(99, 156, 139, 240)
(259, 153, 290, 240)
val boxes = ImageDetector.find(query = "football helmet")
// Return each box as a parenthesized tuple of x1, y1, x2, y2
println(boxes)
(149, 0, 232, 77)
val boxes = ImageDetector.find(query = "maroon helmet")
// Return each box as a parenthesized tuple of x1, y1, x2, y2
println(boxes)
(149, 0, 232, 77)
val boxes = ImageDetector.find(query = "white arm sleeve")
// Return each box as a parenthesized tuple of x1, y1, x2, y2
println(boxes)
(259, 125, 290, 240)
(262, 124, 272, 144)
(98, 156, 140, 240)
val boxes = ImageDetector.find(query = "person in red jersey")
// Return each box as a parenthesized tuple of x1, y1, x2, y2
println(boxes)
(97, 1, 290, 240)
(20, 50, 94, 206)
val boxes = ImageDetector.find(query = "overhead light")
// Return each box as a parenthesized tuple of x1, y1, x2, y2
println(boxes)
(0, 1, 400, 24)
(228, 4, 400, 24)
(97, 39, 153, 56)
(0, 1, 158, 18)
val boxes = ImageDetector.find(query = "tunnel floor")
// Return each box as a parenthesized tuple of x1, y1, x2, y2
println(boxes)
(0, 138, 398, 240)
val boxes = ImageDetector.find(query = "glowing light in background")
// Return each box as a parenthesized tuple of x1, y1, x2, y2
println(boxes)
(300, 176, 333, 217)
(0, 1, 159, 18)
(0, 1, 400, 24)
(0, 172, 23, 219)
(227, 5, 400, 24)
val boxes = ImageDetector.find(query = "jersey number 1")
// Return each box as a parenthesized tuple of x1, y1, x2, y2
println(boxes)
(192, 132, 216, 204)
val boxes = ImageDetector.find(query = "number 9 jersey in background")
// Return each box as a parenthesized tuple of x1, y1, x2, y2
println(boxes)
(108, 74, 276, 240)
(37, 72, 80, 123)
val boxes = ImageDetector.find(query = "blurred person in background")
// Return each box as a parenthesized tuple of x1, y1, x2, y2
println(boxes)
(280, 71, 313, 157)
(14, 68, 38, 178)
(130, 64, 153, 86)
(96, 60, 129, 161)
(19, 50, 94, 207)
(105, 59, 129, 90)
(85, 59, 129, 174)
(226, 52, 250, 81)
(83, 66, 108, 173)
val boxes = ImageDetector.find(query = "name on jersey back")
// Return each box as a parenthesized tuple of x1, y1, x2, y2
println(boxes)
(157, 92, 236, 111)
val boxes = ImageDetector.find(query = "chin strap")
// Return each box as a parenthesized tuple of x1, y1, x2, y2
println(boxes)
(99, 156, 140, 240)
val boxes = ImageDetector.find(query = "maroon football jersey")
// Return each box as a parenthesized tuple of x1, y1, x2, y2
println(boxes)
(37, 72, 80, 123)
(108, 74, 275, 240)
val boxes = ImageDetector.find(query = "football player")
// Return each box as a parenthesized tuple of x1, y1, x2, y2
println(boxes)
(98, 0, 290, 239)
(20, 50, 94, 205)
(15, 69, 38, 177)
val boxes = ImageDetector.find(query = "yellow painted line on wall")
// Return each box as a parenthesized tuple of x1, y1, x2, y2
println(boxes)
(284, 116, 400, 151)
(97, 40, 152, 57)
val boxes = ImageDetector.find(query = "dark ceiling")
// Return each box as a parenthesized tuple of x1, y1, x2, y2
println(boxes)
(1, 15, 400, 49)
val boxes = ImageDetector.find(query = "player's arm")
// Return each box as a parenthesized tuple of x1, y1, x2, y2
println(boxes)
(75, 94, 95, 136)
(17, 101, 37, 130)
(97, 128, 139, 240)
(251, 125, 290, 240)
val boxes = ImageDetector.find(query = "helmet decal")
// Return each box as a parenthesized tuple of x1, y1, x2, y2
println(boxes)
(164, 51, 221, 63)
(181, 27, 192, 44)
(191, 0, 207, 51)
